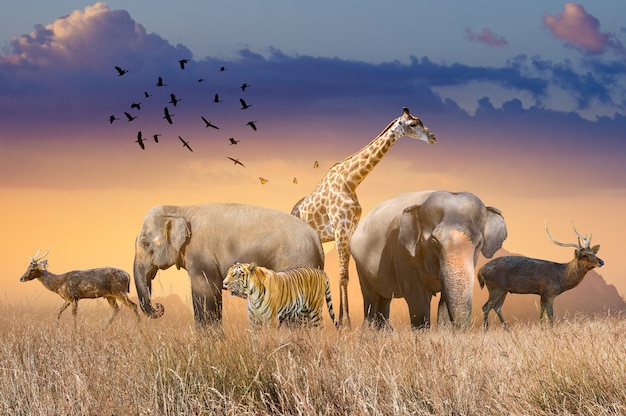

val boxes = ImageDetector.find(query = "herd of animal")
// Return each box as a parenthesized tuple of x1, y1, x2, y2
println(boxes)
(20, 108, 604, 330)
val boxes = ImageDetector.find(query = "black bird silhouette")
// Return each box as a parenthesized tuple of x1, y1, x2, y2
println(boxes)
(130, 102, 142, 110)
(162, 107, 174, 124)
(156, 76, 167, 87)
(108, 115, 119, 124)
(219, 66, 227, 72)
(213, 93, 222, 103)
(144, 91, 152, 98)
(227, 156, 245, 167)
(178, 59, 189, 69)
(201, 116, 219, 129)
(239, 98, 252, 109)
(198, 78, 205, 83)
(124, 112, 137, 122)
(136, 131, 145, 150)
(152, 134, 161, 143)
(114, 66, 128, 76)
(228, 138, 240, 145)
(240, 83, 250, 92)
(246, 121, 258, 131)
(179, 136, 193, 152)
(169, 93, 181, 106)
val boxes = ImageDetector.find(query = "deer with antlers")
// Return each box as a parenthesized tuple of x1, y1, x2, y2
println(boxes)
(19, 249, 141, 328)
(478, 222, 604, 329)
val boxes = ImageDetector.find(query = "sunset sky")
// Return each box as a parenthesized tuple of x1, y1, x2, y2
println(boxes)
(2, 2, 625, 311)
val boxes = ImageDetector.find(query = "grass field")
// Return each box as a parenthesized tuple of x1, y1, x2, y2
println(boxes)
(0, 301, 624, 415)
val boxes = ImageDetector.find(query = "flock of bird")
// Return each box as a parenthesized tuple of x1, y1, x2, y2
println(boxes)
(110, 60, 319, 185)
(110, 60, 256, 163)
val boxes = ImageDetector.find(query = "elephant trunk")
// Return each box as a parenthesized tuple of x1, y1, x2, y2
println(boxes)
(438, 231, 476, 327)
(133, 251, 165, 319)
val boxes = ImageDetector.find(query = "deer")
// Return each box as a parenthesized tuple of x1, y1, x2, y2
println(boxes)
(19, 249, 141, 328)
(478, 222, 604, 329)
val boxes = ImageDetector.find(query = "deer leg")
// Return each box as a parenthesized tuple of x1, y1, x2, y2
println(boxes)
(492, 292, 509, 330)
(544, 296, 555, 325)
(57, 300, 71, 320)
(118, 293, 141, 323)
(71, 300, 78, 328)
(105, 296, 120, 328)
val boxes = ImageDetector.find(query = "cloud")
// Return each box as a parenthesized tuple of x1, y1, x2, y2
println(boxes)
(543, 3, 624, 55)
(465, 28, 507, 47)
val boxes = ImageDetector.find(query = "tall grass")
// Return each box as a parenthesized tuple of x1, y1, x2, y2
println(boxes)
(0, 302, 623, 415)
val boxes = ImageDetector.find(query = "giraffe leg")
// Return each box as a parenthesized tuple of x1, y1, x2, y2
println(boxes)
(335, 232, 352, 327)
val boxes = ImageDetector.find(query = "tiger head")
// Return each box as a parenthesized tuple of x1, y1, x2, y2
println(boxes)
(223, 262, 258, 299)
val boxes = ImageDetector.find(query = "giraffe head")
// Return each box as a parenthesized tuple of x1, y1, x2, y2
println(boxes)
(392, 107, 437, 144)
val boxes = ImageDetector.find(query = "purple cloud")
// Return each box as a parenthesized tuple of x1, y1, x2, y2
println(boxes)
(544, 3, 624, 55)
(465, 28, 507, 47)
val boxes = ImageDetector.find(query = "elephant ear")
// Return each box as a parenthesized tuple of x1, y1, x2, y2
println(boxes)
(481, 206, 507, 258)
(164, 216, 191, 252)
(398, 204, 421, 257)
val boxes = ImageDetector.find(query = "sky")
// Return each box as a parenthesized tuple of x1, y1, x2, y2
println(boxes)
(1, 1, 625, 311)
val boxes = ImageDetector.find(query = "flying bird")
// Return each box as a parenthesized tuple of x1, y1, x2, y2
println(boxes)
(239, 98, 252, 110)
(240, 83, 250, 92)
(124, 112, 137, 122)
(130, 102, 142, 110)
(108, 115, 119, 124)
(293, 177, 298, 184)
(178, 59, 189, 69)
(213, 93, 222, 103)
(201, 116, 219, 129)
(228, 137, 240, 145)
(136, 131, 145, 150)
(219, 66, 227, 72)
(156, 76, 167, 87)
(198, 78, 205, 83)
(246, 121, 258, 131)
(259, 177, 269, 184)
(152, 134, 161, 143)
(179, 136, 193, 152)
(162, 107, 174, 124)
(227, 157, 245, 167)
(114, 66, 128, 76)
(313, 160, 319, 168)
(144, 91, 152, 98)
(169, 93, 181, 106)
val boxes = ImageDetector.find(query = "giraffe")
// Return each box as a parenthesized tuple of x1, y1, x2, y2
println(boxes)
(291, 107, 437, 326)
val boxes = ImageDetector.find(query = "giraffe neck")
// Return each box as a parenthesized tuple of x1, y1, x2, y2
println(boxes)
(338, 122, 401, 190)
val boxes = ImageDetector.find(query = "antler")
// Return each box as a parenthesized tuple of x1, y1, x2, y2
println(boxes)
(571, 221, 591, 248)
(31, 248, 50, 262)
(545, 221, 581, 248)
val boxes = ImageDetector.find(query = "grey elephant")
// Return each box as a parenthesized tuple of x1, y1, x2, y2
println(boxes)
(350, 190, 507, 329)
(133, 203, 324, 325)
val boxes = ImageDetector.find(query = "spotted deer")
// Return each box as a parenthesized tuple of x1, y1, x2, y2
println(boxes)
(20, 249, 141, 328)
(478, 222, 603, 328)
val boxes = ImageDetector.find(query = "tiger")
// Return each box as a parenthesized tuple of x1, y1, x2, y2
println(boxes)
(223, 262, 338, 329)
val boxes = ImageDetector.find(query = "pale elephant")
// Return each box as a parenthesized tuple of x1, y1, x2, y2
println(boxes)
(133, 203, 324, 325)
(350, 190, 507, 329)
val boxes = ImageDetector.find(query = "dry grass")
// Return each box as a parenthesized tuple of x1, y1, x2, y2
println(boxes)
(0, 302, 624, 416)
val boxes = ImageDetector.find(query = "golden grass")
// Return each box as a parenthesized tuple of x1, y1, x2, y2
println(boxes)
(0, 302, 624, 415)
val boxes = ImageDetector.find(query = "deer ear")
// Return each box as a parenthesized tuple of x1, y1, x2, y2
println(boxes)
(41, 260, 49, 269)
(591, 245, 600, 253)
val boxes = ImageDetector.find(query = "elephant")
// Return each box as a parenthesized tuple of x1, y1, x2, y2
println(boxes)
(133, 203, 324, 326)
(350, 190, 507, 329)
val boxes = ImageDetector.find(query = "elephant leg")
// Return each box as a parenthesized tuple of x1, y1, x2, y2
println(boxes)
(190, 272, 222, 325)
(406, 291, 432, 330)
(437, 295, 451, 327)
